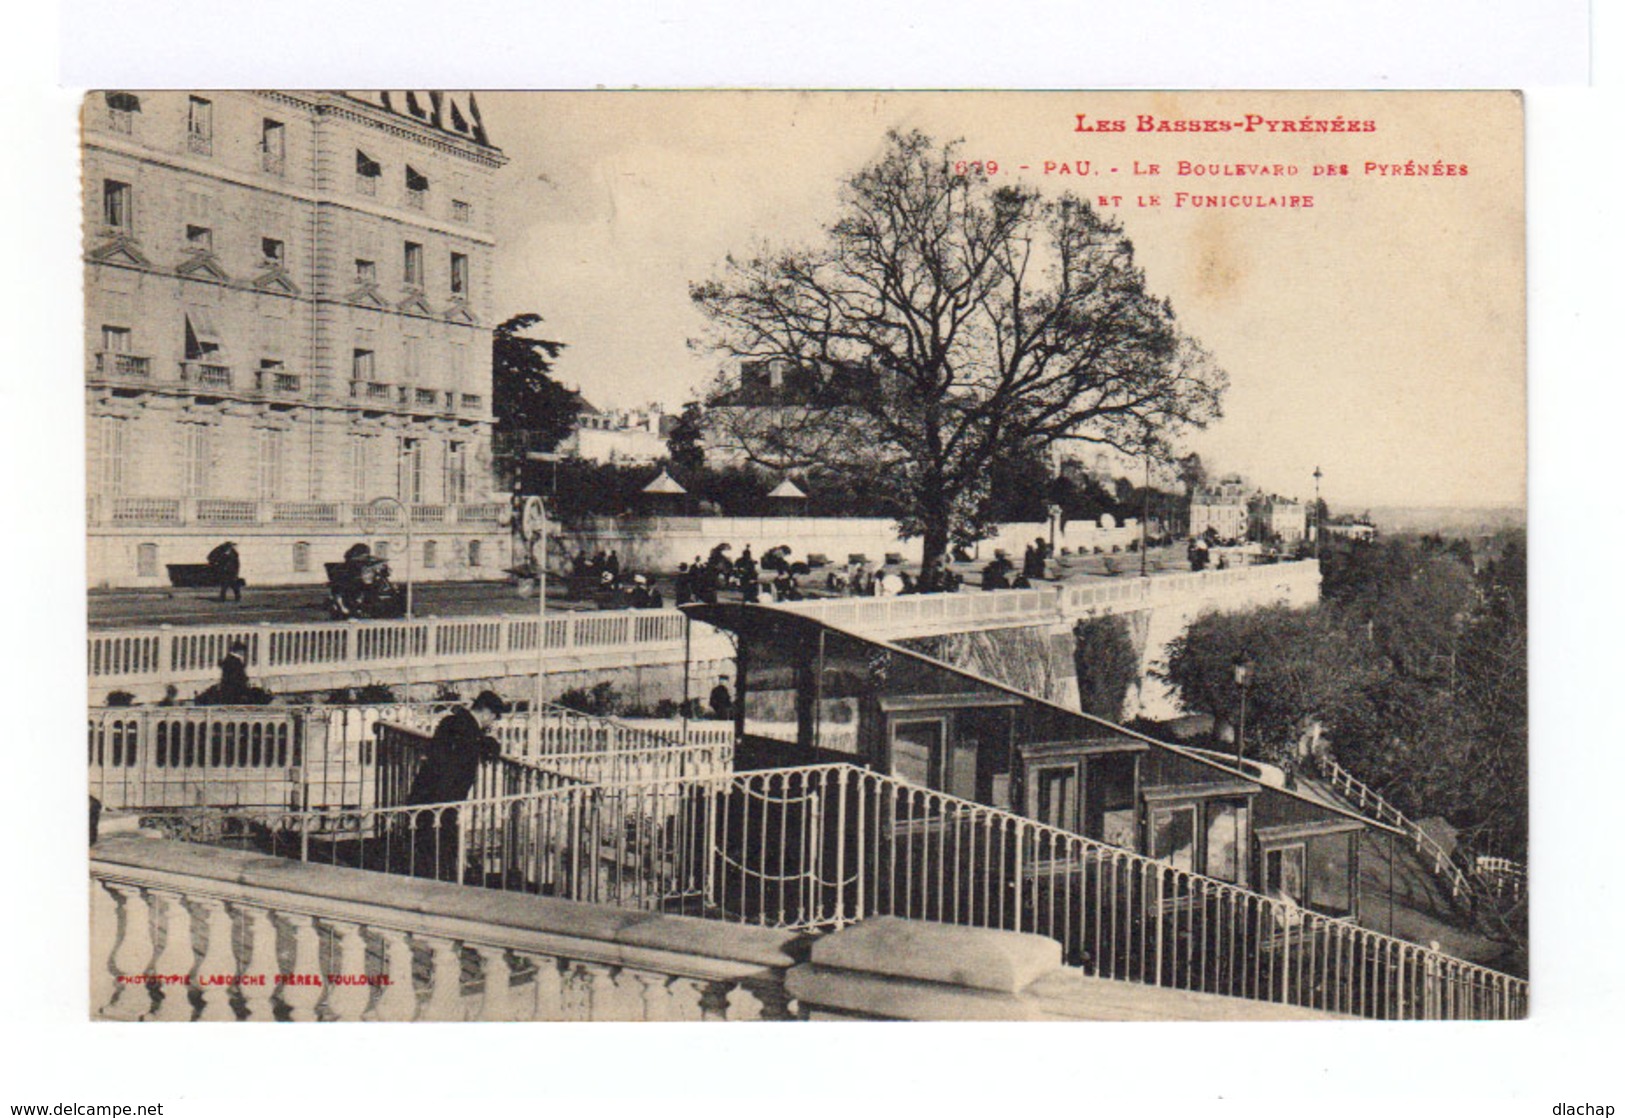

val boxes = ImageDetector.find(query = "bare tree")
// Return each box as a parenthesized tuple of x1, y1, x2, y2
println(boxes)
(692, 130, 1227, 564)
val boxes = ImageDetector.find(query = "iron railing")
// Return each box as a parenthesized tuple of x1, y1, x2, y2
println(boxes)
(1321, 757, 1476, 901)
(150, 760, 1526, 1020)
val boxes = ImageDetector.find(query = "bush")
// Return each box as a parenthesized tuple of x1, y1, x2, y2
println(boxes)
(556, 680, 621, 717)
(1071, 615, 1140, 721)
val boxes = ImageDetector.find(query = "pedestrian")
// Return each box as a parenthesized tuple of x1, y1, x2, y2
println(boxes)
(206, 639, 270, 705)
(674, 563, 694, 606)
(404, 689, 509, 883)
(207, 541, 244, 602)
(709, 675, 733, 721)
(605, 550, 621, 580)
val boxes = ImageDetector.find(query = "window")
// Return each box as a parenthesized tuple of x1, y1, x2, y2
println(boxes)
(352, 348, 374, 380)
(354, 258, 376, 285)
(103, 180, 131, 229)
(183, 425, 212, 498)
(101, 325, 131, 353)
(97, 417, 127, 496)
(1149, 805, 1197, 873)
(1265, 845, 1307, 906)
(423, 540, 438, 569)
(451, 198, 472, 223)
(260, 118, 285, 174)
(397, 437, 422, 503)
(183, 310, 223, 362)
(403, 241, 423, 287)
(105, 91, 140, 133)
(889, 719, 943, 789)
(1083, 751, 1139, 849)
(185, 224, 213, 253)
(186, 96, 213, 154)
(349, 438, 368, 502)
(405, 165, 429, 208)
(450, 252, 468, 296)
(467, 539, 482, 568)
(444, 442, 467, 504)
(1204, 801, 1249, 885)
(137, 543, 159, 578)
(259, 237, 284, 267)
(402, 338, 422, 381)
(257, 429, 284, 502)
(1032, 766, 1079, 833)
(355, 150, 381, 194)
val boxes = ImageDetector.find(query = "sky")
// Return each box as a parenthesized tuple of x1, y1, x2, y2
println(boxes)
(481, 91, 1525, 511)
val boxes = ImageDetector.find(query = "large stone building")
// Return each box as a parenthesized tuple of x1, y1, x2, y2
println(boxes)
(83, 90, 511, 588)
(1188, 474, 1250, 542)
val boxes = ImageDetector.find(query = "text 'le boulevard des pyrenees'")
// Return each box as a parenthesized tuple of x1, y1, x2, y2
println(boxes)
(83, 90, 1526, 1023)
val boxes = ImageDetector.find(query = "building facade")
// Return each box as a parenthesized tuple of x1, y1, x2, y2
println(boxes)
(564, 401, 676, 464)
(1188, 474, 1250, 542)
(1250, 495, 1307, 545)
(84, 90, 511, 588)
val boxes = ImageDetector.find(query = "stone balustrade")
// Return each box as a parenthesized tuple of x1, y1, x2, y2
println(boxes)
(91, 496, 508, 529)
(91, 834, 803, 1022)
(89, 833, 1354, 1022)
(87, 562, 1317, 702)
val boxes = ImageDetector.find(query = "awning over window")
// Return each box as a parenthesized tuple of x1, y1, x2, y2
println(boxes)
(105, 91, 141, 113)
(356, 150, 381, 177)
(406, 165, 429, 192)
(185, 309, 223, 345)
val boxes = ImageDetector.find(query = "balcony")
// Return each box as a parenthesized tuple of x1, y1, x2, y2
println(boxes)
(406, 188, 427, 211)
(460, 393, 484, 413)
(355, 174, 378, 197)
(93, 351, 151, 381)
(260, 149, 285, 176)
(414, 387, 440, 408)
(187, 131, 212, 156)
(351, 380, 393, 403)
(254, 369, 302, 397)
(179, 362, 233, 391)
(108, 109, 133, 135)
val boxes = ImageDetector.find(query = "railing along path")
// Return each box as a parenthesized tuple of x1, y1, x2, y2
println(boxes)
(1320, 757, 1526, 907)
(88, 702, 731, 812)
(87, 562, 1320, 693)
(145, 759, 1526, 1021)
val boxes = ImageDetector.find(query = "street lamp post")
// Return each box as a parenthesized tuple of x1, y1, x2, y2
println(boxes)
(1140, 452, 1150, 578)
(368, 496, 413, 618)
(1232, 654, 1254, 768)
(518, 494, 550, 711)
(1312, 465, 1324, 558)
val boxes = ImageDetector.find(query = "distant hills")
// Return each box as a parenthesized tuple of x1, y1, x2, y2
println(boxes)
(1343, 506, 1526, 537)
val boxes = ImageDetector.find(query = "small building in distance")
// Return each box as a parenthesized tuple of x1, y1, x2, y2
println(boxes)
(563, 401, 678, 464)
(1188, 474, 1250, 542)
(1250, 494, 1307, 546)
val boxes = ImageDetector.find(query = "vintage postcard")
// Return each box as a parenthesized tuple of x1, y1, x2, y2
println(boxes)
(84, 90, 1524, 1022)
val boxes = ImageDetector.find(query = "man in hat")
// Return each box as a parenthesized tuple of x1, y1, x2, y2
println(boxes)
(709, 675, 733, 722)
(207, 540, 243, 602)
(405, 690, 510, 881)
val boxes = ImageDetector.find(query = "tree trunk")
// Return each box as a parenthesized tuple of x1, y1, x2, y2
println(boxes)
(922, 523, 950, 569)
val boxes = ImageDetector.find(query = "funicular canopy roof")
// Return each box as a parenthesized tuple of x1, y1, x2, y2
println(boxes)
(682, 601, 1399, 837)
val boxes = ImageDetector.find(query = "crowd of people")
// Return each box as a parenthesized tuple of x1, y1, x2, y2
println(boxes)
(569, 550, 666, 609)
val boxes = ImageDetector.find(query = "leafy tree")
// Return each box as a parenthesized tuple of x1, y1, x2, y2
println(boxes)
(666, 401, 708, 476)
(492, 313, 578, 455)
(1072, 615, 1141, 721)
(693, 130, 1227, 566)
(1160, 604, 1382, 764)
